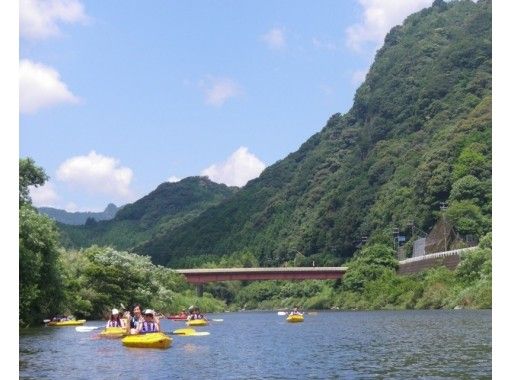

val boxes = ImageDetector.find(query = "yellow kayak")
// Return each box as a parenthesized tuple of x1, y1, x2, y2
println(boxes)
(173, 328, 210, 336)
(122, 333, 172, 349)
(286, 314, 304, 323)
(47, 319, 86, 326)
(186, 319, 208, 326)
(99, 327, 128, 338)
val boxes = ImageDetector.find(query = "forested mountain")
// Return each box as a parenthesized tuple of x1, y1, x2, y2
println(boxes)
(133, 0, 491, 268)
(39, 203, 120, 225)
(58, 177, 237, 250)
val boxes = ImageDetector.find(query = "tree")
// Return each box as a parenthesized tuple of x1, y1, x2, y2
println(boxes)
(452, 146, 490, 182)
(19, 158, 48, 206)
(19, 205, 64, 326)
(19, 158, 64, 326)
(444, 201, 489, 237)
(449, 175, 488, 206)
(342, 244, 398, 292)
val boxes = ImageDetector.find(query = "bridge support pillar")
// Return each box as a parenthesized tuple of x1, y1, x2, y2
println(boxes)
(196, 284, 204, 297)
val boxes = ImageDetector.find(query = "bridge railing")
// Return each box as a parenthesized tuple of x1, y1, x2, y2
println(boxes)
(398, 246, 478, 265)
(175, 266, 348, 274)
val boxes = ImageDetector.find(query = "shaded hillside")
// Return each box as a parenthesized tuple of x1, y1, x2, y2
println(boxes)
(58, 177, 237, 250)
(135, 0, 491, 268)
(39, 203, 120, 225)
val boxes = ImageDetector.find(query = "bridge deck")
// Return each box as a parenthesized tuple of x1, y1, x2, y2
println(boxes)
(175, 267, 348, 284)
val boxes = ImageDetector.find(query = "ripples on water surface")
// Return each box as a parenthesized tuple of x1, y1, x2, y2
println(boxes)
(19, 310, 491, 379)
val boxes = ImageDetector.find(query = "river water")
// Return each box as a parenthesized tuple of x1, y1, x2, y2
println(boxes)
(19, 310, 491, 379)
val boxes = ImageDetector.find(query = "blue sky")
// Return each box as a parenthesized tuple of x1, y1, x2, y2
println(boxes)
(20, 0, 435, 211)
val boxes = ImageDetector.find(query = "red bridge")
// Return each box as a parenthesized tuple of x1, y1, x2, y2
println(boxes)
(175, 266, 348, 284)
(175, 247, 477, 296)
(175, 267, 347, 295)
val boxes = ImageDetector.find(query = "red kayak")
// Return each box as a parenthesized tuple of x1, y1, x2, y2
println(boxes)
(167, 315, 188, 321)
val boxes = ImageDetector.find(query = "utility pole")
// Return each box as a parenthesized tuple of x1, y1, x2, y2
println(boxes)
(407, 220, 415, 236)
(440, 202, 448, 252)
(393, 227, 399, 252)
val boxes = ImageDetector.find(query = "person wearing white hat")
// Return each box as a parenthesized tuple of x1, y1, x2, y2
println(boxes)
(136, 309, 160, 334)
(106, 308, 126, 328)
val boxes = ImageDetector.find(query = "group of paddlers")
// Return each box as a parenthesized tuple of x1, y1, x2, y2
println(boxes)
(106, 304, 160, 334)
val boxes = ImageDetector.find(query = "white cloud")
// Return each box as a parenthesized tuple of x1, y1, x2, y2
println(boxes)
(201, 147, 266, 187)
(312, 37, 337, 51)
(200, 76, 241, 107)
(346, 0, 433, 51)
(29, 181, 59, 207)
(20, 59, 80, 114)
(56, 151, 135, 200)
(351, 68, 369, 86)
(261, 27, 286, 50)
(64, 202, 78, 212)
(167, 176, 181, 183)
(20, 0, 88, 40)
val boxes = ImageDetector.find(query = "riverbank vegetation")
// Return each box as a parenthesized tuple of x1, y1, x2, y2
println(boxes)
(202, 236, 491, 311)
(60, 246, 226, 320)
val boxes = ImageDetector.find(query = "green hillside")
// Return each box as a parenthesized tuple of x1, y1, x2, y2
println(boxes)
(58, 177, 237, 250)
(135, 0, 491, 268)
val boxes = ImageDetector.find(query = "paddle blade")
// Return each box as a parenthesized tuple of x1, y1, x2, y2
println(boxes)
(75, 326, 99, 332)
(211, 319, 223, 322)
(277, 312, 287, 316)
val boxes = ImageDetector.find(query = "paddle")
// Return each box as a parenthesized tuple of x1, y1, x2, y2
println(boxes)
(75, 326, 100, 332)
(211, 319, 223, 322)
(43, 319, 51, 323)
(277, 311, 287, 316)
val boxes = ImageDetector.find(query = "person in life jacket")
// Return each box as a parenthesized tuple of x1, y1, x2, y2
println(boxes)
(188, 308, 198, 320)
(288, 306, 303, 316)
(189, 307, 206, 321)
(178, 309, 188, 318)
(137, 309, 160, 334)
(195, 308, 205, 320)
(129, 304, 143, 334)
(106, 308, 126, 328)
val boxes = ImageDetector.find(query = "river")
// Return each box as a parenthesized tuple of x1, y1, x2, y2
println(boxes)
(19, 310, 491, 379)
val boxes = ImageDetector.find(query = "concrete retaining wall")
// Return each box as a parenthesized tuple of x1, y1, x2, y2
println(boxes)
(397, 247, 478, 275)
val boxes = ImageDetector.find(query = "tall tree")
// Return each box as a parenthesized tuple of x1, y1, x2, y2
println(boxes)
(19, 158, 63, 326)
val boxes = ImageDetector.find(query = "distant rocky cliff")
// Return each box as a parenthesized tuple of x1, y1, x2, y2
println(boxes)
(38, 203, 120, 225)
